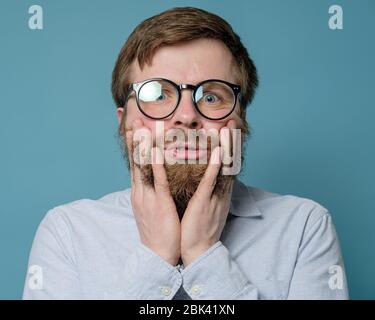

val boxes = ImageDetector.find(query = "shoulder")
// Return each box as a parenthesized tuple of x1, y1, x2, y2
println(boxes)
(236, 180, 331, 232)
(39, 187, 133, 233)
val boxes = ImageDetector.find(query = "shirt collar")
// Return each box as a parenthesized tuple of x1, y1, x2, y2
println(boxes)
(229, 179, 262, 218)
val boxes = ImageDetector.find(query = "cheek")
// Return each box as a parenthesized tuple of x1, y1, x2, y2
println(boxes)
(124, 103, 137, 129)
(202, 120, 226, 131)
(125, 101, 158, 134)
(230, 104, 244, 122)
(125, 101, 148, 126)
(228, 107, 245, 129)
(201, 111, 243, 131)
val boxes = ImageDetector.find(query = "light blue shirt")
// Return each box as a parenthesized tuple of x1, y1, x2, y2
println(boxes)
(23, 179, 349, 299)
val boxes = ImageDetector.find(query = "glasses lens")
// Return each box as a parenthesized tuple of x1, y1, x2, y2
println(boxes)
(194, 81, 236, 119)
(138, 80, 178, 119)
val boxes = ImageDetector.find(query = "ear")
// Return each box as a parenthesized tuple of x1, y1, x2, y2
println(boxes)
(116, 107, 124, 125)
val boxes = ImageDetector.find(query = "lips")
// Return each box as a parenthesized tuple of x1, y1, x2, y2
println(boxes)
(164, 143, 209, 160)
(165, 143, 205, 151)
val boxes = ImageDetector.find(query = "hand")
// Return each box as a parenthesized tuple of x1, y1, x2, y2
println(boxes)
(180, 120, 236, 266)
(126, 119, 181, 266)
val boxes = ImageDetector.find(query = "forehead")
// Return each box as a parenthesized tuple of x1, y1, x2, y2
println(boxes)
(131, 38, 239, 84)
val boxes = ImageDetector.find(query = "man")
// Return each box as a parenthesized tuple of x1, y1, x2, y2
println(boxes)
(23, 7, 348, 299)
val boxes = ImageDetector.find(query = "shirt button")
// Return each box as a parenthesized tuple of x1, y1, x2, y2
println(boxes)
(191, 284, 201, 295)
(161, 286, 172, 296)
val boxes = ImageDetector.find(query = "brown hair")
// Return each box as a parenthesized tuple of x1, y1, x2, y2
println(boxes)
(112, 7, 258, 136)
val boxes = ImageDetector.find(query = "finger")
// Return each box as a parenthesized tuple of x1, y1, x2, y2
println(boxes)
(225, 178, 235, 208)
(224, 177, 235, 198)
(227, 120, 242, 174)
(132, 118, 144, 130)
(125, 128, 143, 188)
(126, 118, 144, 165)
(130, 118, 142, 164)
(212, 175, 234, 201)
(225, 118, 237, 150)
(211, 178, 234, 215)
(220, 126, 231, 166)
(227, 119, 237, 157)
(151, 147, 171, 195)
(125, 129, 134, 177)
(226, 119, 237, 129)
(132, 119, 153, 166)
(196, 146, 222, 199)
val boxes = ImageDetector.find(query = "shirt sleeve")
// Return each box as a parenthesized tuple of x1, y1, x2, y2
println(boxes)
(180, 212, 348, 300)
(286, 211, 349, 299)
(180, 241, 259, 299)
(118, 243, 183, 299)
(23, 210, 82, 299)
(23, 210, 182, 300)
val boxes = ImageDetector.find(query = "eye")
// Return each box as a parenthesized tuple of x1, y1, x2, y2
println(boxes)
(155, 92, 167, 101)
(203, 93, 220, 103)
(156, 88, 176, 102)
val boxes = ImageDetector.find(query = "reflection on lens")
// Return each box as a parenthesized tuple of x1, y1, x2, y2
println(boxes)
(138, 80, 178, 119)
(139, 81, 162, 102)
(195, 86, 204, 102)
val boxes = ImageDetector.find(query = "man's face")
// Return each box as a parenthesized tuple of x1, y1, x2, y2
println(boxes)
(116, 38, 245, 217)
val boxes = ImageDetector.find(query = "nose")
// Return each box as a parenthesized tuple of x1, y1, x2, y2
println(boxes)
(171, 90, 202, 130)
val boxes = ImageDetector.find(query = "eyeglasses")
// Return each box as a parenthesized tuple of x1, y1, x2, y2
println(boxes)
(126, 78, 241, 120)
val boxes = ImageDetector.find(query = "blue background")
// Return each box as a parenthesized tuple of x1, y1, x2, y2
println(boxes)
(0, 0, 374, 299)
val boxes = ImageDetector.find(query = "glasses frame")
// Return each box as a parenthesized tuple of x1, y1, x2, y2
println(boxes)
(127, 78, 241, 121)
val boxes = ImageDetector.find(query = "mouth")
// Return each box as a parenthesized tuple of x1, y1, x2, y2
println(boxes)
(164, 144, 209, 161)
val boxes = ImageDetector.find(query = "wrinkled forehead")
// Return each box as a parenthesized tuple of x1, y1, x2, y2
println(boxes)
(130, 38, 240, 85)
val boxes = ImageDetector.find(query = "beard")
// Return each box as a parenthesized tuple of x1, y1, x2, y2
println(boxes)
(139, 162, 233, 219)
(119, 130, 245, 220)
